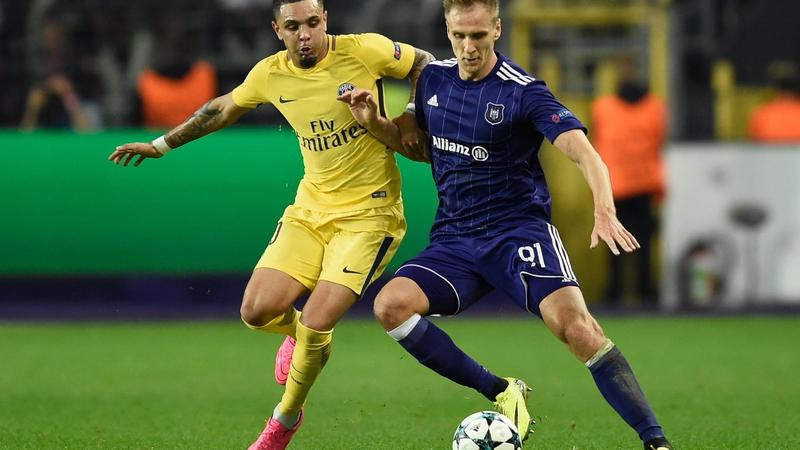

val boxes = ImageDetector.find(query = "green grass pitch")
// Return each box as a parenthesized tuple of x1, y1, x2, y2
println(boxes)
(1, 316, 798, 449)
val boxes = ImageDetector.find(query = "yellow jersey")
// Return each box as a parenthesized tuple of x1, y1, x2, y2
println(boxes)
(232, 33, 415, 212)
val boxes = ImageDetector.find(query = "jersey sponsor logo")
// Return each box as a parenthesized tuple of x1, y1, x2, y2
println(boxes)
(471, 146, 489, 161)
(338, 82, 355, 97)
(551, 109, 574, 124)
(393, 42, 402, 60)
(485, 102, 505, 125)
(371, 191, 387, 198)
(298, 118, 369, 152)
(279, 96, 297, 103)
(431, 135, 489, 162)
(427, 94, 439, 107)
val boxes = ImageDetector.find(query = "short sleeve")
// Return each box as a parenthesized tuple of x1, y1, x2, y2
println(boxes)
(231, 58, 272, 108)
(521, 80, 586, 143)
(352, 33, 415, 80)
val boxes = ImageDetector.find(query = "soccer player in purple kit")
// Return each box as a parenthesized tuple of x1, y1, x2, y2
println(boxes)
(338, 0, 673, 448)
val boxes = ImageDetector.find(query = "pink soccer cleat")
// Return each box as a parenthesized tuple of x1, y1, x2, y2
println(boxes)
(275, 336, 296, 385)
(248, 410, 304, 450)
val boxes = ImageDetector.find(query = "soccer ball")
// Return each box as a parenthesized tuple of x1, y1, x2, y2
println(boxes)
(452, 411, 522, 450)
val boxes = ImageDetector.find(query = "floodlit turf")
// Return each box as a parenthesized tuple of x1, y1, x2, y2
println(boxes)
(1, 316, 798, 449)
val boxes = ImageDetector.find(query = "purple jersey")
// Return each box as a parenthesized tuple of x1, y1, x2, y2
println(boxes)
(414, 53, 586, 241)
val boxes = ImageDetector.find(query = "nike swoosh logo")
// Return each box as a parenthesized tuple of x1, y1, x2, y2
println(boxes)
(342, 267, 361, 274)
(278, 367, 289, 379)
(279, 96, 297, 103)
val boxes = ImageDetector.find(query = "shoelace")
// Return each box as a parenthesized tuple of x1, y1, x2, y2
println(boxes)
(252, 428, 284, 450)
(267, 425, 286, 438)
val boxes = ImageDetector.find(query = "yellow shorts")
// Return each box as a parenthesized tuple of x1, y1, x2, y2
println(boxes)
(255, 203, 406, 295)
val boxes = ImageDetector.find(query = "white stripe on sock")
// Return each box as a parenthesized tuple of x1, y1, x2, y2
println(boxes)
(585, 339, 616, 367)
(388, 313, 422, 341)
(273, 404, 300, 428)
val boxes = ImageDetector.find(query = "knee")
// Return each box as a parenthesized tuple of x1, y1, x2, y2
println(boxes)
(299, 310, 336, 332)
(373, 287, 419, 330)
(562, 315, 605, 352)
(240, 288, 285, 327)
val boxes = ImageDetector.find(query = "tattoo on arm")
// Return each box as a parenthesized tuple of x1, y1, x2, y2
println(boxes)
(164, 101, 226, 149)
(407, 48, 435, 103)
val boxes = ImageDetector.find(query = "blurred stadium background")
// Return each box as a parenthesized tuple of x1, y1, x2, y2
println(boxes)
(1, 0, 799, 449)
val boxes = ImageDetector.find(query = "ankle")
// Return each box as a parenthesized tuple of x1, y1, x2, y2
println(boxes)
(273, 404, 300, 429)
(490, 377, 510, 401)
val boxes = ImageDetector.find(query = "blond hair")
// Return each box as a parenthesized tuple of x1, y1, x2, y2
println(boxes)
(443, 0, 500, 21)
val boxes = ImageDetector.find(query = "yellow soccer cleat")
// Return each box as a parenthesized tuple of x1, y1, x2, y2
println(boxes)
(493, 377, 533, 441)
(644, 437, 673, 450)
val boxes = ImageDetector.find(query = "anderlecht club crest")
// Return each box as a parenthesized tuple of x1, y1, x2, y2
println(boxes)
(485, 103, 505, 125)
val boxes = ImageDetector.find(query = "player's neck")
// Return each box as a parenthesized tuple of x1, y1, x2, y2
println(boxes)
(317, 34, 330, 62)
(459, 51, 498, 82)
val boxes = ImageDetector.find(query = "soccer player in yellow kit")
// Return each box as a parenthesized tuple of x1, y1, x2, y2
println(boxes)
(108, 1, 434, 448)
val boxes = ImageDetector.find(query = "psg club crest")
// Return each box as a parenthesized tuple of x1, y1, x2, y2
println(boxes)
(338, 82, 355, 97)
(485, 102, 505, 125)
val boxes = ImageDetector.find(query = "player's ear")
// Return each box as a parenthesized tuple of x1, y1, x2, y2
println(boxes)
(323, 10, 328, 31)
(272, 21, 283, 41)
(494, 18, 502, 41)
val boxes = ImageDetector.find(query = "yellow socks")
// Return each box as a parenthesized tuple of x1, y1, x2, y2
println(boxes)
(243, 311, 332, 417)
(242, 307, 300, 339)
(278, 322, 333, 415)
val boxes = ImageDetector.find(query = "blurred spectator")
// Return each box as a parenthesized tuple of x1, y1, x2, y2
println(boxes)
(748, 63, 800, 143)
(217, 0, 268, 8)
(137, 26, 217, 128)
(592, 59, 667, 308)
(217, 0, 277, 69)
(138, 60, 217, 128)
(88, 3, 152, 127)
(19, 13, 98, 131)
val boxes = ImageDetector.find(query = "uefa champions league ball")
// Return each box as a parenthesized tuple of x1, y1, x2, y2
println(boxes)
(452, 411, 523, 450)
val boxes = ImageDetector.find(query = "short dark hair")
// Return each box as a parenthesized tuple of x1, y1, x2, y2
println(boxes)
(272, 0, 325, 20)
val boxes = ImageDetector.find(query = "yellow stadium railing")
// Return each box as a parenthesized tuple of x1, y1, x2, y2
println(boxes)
(712, 60, 772, 140)
(509, 0, 670, 302)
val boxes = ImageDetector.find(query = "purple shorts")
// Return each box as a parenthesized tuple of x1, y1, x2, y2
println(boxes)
(394, 221, 579, 317)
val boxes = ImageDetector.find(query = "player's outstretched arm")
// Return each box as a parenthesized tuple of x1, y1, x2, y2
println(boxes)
(108, 93, 251, 167)
(338, 88, 430, 163)
(394, 47, 435, 160)
(553, 129, 640, 255)
(338, 89, 402, 150)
